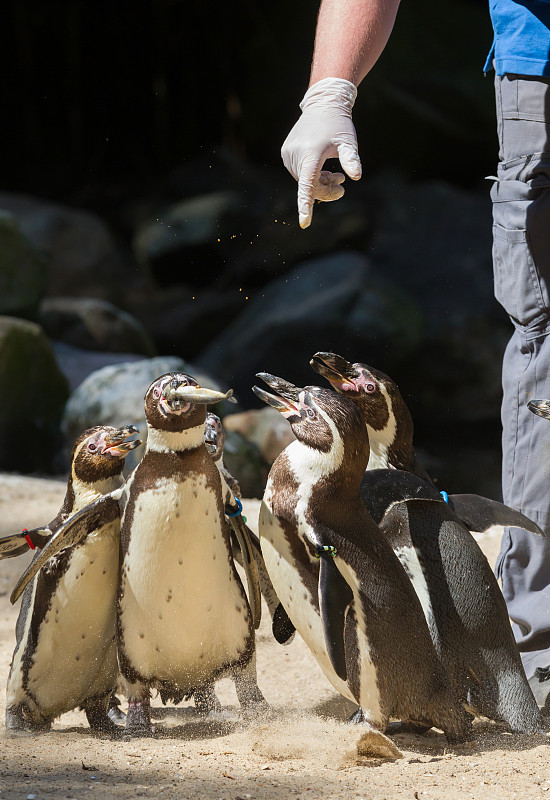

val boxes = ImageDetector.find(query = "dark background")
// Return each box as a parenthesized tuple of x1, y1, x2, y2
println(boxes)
(3, 0, 495, 212)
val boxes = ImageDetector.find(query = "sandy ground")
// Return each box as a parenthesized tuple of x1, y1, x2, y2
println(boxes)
(0, 473, 548, 800)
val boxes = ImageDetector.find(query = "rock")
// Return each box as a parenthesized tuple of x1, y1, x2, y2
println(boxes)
(128, 284, 245, 356)
(51, 341, 146, 392)
(39, 297, 156, 356)
(0, 192, 147, 303)
(0, 317, 68, 473)
(223, 407, 295, 465)
(367, 176, 508, 426)
(133, 191, 244, 287)
(222, 431, 268, 500)
(0, 212, 46, 318)
(196, 250, 424, 405)
(62, 356, 225, 472)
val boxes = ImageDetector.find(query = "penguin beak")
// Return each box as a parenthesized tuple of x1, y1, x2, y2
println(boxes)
(102, 426, 141, 457)
(253, 373, 301, 420)
(310, 352, 359, 392)
(528, 399, 550, 420)
(163, 382, 236, 409)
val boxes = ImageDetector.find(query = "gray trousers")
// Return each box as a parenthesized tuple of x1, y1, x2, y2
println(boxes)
(492, 73, 550, 677)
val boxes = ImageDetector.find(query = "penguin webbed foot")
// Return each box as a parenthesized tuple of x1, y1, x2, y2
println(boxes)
(5, 704, 51, 735)
(85, 695, 124, 736)
(123, 698, 155, 738)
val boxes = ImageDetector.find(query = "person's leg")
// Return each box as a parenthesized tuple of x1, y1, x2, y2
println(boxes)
(492, 73, 550, 705)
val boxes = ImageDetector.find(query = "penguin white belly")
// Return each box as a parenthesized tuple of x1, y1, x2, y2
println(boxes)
(393, 545, 434, 631)
(120, 474, 250, 687)
(8, 521, 119, 720)
(259, 497, 355, 704)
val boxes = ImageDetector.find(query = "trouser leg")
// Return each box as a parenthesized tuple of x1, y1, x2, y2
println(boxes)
(492, 73, 550, 679)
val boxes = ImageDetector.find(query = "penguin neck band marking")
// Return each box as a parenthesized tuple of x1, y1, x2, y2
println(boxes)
(23, 530, 36, 550)
(147, 423, 205, 453)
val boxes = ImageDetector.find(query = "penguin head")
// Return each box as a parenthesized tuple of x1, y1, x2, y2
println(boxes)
(310, 352, 412, 440)
(253, 373, 369, 464)
(71, 425, 141, 483)
(145, 373, 206, 432)
(145, 372, 234, 433)
(204, 412, 225, 461)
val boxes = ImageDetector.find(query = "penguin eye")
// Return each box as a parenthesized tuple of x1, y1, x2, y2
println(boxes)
(306, 408, 316, 419)
(153, 387, 161, 399)
(88, 442, 97, 452)
(365, 382, 376, 393)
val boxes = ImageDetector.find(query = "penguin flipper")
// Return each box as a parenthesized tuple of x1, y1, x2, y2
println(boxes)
(10, 490, 123, 604)
(227, 514, 262, 629)
(360, 469, 441, 524)
(449, 494, 545, 537)
(318, 548, 353, 682)
(272, 603, 296, 644)
(0, 527, 51, 560)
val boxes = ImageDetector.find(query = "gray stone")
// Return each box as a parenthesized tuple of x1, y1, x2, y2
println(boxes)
(51, 341, 146, 392)
(223, 407, 295, 465)
(196, 250, 424, 404)
(0, 212, 46, 318)
(0, 317, 68, 473)
(0, 192, 146, 303)
(222, 431, 268, 501)
(39, 297, 156, 356)
(62, 356, 225, 472)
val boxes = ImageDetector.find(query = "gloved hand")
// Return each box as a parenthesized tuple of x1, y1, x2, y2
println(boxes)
(281, 77, 362, 229)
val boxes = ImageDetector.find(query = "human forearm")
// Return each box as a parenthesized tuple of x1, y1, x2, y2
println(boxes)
(310, 0, 401, 86)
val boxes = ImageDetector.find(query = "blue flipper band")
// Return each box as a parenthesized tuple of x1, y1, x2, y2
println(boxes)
(227, 498, 243, 517)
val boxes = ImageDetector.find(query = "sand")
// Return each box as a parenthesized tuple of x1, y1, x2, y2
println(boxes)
(0, 473, 548, 800)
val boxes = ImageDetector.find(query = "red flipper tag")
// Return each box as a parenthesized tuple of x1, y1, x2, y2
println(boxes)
(23, 529, 36, 550)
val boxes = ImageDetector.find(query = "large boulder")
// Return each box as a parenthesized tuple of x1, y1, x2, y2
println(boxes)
(0, 193, 147, 303)
(51, 342, 146, 393)
(196, 250, 424, 405)
(367, 176, 508, 427)
(39, 297, 156, 356)
(0, 317, 68, 473)
(0, 212, 46, 318)
(223, 407, 295, 465)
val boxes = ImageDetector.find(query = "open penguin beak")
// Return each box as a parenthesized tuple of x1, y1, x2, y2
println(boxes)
(102, 426, 141, 457)
(253, 373, 301, 419)
(310, 352, 358, 392)
(162, 380, 237, 410)
(528, 399, 550, 420)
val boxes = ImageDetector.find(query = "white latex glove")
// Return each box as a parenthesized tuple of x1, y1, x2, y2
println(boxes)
(281, 77, 362, 229)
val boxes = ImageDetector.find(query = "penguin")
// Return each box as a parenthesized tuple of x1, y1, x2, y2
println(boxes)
(309, 352, 544, 733)
(205, 412, 295, 644)
(253, 374, 473, 757)
(115, 373, 269, 734)
(309, 351, 545, 536)
(6, 425, 140, 734)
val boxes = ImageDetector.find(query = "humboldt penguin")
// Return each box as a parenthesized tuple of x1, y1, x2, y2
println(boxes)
(254, 375, 472, 757)
(205, 412, 295, 645)
(310, 352, 544, 733)
(116, 372, 264, 734)
(6, 425, 140, 733)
